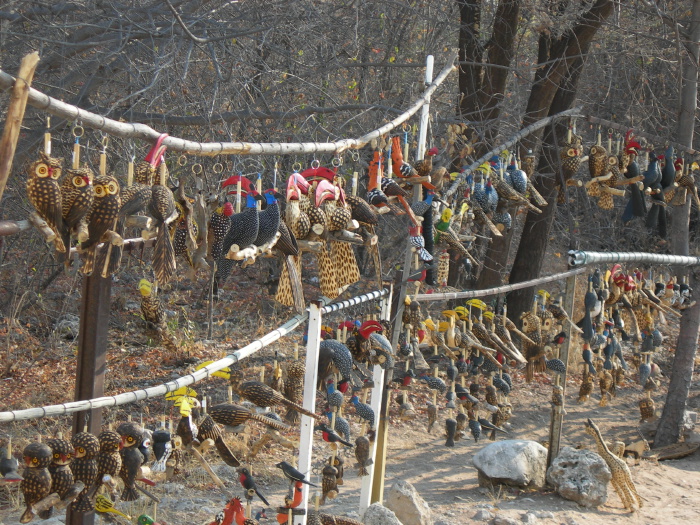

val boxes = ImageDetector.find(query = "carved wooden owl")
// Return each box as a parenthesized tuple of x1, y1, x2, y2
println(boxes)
(81, 175, 121, 276)
(59, 166, 94, 256)
(26, 151, 65, 252)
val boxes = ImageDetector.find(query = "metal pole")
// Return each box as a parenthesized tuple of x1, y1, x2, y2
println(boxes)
(66, 273, 112, 525)
(546, 273, 577, 467)
(416, 55, 434, 162)
(295, 301, 323, 525)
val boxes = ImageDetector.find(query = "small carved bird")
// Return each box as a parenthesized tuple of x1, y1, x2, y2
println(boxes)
(209, 201, 235, 260)
(238, 380, 322, 419)
(139, 279, 178, 352)
(20, 442, 53, 523)
(209, 403, 290, 431)
(445, 418, 457, 447)
(315, 424, 353, 447)
(350, 394, 375, 430)
(237, 467, 270, 506)
(69, 432, 100, 512)
(118, 421, 145, 501)
(276, 461, 317, 486)
(95, 494, 131, 520)
(80, 175, 121, 276)
(94, 431, 121, 495)
(354, 436, 372, 476)
(320, 463, 339, 504)
(197, 413, 240, 467)
(26, 151, 65, 253)
(43, 437, 74, 513)
(427, 403, 438, 433)
(58, 166, 94, 266)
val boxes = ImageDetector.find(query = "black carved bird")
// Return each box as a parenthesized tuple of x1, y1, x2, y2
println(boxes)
(275, 461, 318, 487)
(118, 421, 145, 501)
(237, 467, 270, 506)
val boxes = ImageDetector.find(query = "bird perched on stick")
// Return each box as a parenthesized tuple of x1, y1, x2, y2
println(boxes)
(276, 461, 317, 486)
(79, 175, 121, 276)
(238, 381, 322, 419)
(26, 151, 66, 253)
(315, 424, 353, 447)
(57, 166, 94, 267)
(237, 467, 269, 506)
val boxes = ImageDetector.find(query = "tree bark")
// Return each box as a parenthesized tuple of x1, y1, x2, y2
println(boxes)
(457, 0, 483, 120)
(655, 0, 700, 448)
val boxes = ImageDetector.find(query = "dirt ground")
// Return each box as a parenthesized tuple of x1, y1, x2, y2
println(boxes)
(1, 274, 699, 525)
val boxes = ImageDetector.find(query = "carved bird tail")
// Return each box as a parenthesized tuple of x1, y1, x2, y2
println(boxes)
(214, 436, 240, 467)
(251, 413, 292, 431)
(153, 222, 176, 285)
(282, 398, 322, 420)
(121, 485, 139, 502)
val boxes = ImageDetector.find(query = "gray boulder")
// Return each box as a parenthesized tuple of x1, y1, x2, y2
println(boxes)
(363, 503, 404, 525)
(472, 440, 548, 489)
(547, 446, 611, 507)
(385, 480, 433, 525)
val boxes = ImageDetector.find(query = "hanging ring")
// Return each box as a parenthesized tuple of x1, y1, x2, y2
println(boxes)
(178, 155, 188, 166)
(350, 150, 360, 162)
(192, 163, 203, 175)
(101, 135, 109, 150)
(72, 125, 84, 138)
(331, 157, 341, 167)
(213, 163, 224, 174)
(311, 159, 320, 169)
(292, 162, 302, 172)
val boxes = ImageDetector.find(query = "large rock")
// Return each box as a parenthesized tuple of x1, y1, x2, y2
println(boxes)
(385, 480, 433, 525)
(547, 446, 611, 507)
(363, 503, 404, 525)
(472, 440, 548, 489)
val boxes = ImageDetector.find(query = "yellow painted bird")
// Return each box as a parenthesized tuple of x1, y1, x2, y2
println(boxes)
(95, 494, 131, 519)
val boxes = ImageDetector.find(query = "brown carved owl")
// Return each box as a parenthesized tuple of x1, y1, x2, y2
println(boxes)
(26, 151, 65, 252)
(81, 175, 121, 276)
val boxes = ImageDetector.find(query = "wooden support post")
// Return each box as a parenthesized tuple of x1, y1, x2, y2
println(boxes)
(67, 273, 112, 525)
(0, 52, 40, 203)
(546, 273, 577, 468)
(295, 301, 323, 525)
(359, 363, 385, 516)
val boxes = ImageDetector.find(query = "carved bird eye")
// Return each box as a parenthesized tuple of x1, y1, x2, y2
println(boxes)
(78, 447, 84, 454)
(54, 453, 60, 459)
(567, 148, 576, 157)
(608, 157, 618, 165)
(35, 163, 49, 177)
(94, 185, 106, 197)
(73, 176, 86, 187)
(32, 458, 38, 464)
(107, 182, 118, 194)
(126, 436, 134, 443)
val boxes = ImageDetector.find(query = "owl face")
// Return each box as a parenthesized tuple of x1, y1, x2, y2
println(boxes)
(94, 177, 119, 198)
(72, 432, 100, 459)
(31, 152, 63, 180)
(22, 442, 52, 469)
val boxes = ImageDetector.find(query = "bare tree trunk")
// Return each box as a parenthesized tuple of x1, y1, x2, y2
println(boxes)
(655, 0, 700, 448)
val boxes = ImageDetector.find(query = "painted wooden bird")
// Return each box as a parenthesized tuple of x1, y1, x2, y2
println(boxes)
(58, 166, 94, 266)
(315, 423, 353, 447)
(26, 151, 66, 253)
(79, 174, 121, 276)
(117, 421, 145, 501)
(283, 359, 306, 424)
(208, 403, 290, 431)
(197, 413, 240, 467)
(38, 438, 74, 519)
(139, 279, 178, 352)
(238, 380, 322, 419)
(209, 200, 234, 260)
(149, 181, 177, 285)
(69, 432, 100, 512)
(319, 339, 356, 392)
(94, 430, 122, 495)
(444, 418, 457, 447)
(214, 176, 263, 293)
(350, 393, 375, 430)
(237, 467, 269, 506)
(20, 442, 52, 524)
(276, 461, 318, 486)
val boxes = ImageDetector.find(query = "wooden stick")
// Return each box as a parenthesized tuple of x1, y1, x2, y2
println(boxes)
(28, 212, 56, 242)
(0, 52, 458, 155)
(0, 51, 40, 203)
(189, 446, 226, 490)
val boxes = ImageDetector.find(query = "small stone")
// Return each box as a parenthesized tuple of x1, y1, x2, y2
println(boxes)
(521, 511, 538, 525)
(535, 511, 554, 519)
(565, 518, 581, 525)
(472, 440, 548, 489)
(475, 503, 495, 510)
(547, 447, 611, 508)
(493, 516, 520, 525)
(472, 509, 494, 521)
(385, 480, 433, 525)
(363, 502, 404, 525)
